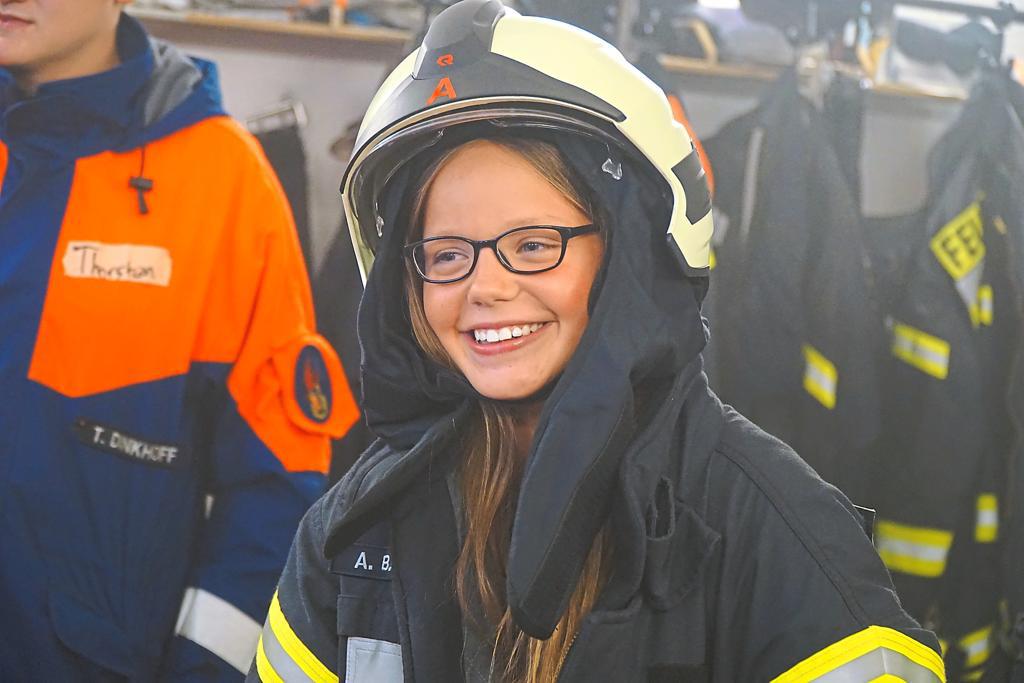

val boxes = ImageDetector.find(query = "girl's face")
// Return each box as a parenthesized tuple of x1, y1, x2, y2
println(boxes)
(0, 0, 126, 91)
(420, 140, 604, 401)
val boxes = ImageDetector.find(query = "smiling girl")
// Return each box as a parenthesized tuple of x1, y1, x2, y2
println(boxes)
(250, 1, 946, 681)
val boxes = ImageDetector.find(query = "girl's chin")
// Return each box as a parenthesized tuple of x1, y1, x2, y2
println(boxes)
(466, 375, 552, 402)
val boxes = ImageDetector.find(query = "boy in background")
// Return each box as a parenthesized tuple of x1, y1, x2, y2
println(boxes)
(0, 0, 358, 679)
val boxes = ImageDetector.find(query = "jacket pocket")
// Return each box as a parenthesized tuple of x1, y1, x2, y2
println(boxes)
(336, 585, 403, 682)
(345, 637, 403, 683)
(48, 588, 138, 680)
(644, 478, 721, 610)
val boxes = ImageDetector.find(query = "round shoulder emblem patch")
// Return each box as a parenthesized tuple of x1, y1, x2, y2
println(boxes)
(295, 344, 333, 424)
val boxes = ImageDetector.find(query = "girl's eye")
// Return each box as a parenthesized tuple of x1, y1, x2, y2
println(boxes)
(519, 241, 551, 253)
(433, 250, 466, 264)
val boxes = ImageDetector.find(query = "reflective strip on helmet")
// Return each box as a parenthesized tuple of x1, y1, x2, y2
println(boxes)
(975, 493, 998, 543)
(771, 625, 945, 682)
(958, 625, 994, 669)
(174, 587, 262, 673)
(802, 344, 837, 410)
(875, 520, 953, 578)
(969, 285, 994, 328)
(256, 591, 338, 683)
(891, 322, 950, 380)
(930, 201, 985, 283)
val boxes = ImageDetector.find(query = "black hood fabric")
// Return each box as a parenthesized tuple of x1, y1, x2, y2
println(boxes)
(328, 128, 711, 638)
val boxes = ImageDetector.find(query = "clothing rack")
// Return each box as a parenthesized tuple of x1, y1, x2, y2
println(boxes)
(877, 0, 1024, 27)
(245, 99, 308, 135)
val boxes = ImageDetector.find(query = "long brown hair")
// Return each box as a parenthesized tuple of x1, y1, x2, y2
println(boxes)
(402, 137, 612, 682)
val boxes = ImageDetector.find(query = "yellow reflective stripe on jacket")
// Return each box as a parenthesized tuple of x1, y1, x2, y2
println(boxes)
(891, 323, 950, 380)
(772, 625, 945, 682)
(802, 344, 837, 409)
(975, 494, 998, 543)
(875, 520, 953, 578)
(958, 625, 993, 669)
(255, 637, 286, 683)
(969, 285, 994, 328)
(256, 591, 338, 683)
(930, 201, 985, 282)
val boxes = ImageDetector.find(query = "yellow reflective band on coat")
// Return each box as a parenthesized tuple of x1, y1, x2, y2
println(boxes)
(969, 285, 994, 328)
(891, 323, 950, 380)
(930, 202, 985, 282)
(958, 626, 993, 669)
(802, 344, 837, 410)
(875, 520, 954, 578)
(975, 494, 998, 543)
(963, 667, 985, 682)
(771, 625, 945, 682)
(256, 591, 339, 683)
(709, 246, 717, 270)
(256, 637, 286, 683)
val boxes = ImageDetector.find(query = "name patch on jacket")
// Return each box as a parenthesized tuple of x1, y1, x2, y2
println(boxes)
(331, 544, 393, 581)
(73, 418, 182, 469)
(62, 241, 172, 287)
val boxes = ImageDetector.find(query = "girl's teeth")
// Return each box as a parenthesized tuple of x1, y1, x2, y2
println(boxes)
(474, 323, 545, 344)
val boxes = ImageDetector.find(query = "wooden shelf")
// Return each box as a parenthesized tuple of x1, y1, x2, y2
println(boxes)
(129, 9, 964, 104)
(128, 6, 410, 47)
(659, 53, 965, 103)
(659, 54, 781, 82)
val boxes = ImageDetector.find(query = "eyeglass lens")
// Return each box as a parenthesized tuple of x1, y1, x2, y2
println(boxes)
(413, 227, 565, 281)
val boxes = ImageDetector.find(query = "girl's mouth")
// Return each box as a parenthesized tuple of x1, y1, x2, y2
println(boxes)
(464, 322, 551, 355)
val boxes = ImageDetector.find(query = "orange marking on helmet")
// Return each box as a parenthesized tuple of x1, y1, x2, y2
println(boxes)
(667, 93, 715, 196)
(427, 76, 457, 105)
(437, 53, 454, 67)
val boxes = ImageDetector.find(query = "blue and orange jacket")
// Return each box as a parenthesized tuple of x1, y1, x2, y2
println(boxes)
(0, 14, 358, 681)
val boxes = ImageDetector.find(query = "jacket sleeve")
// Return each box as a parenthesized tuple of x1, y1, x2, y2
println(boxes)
(708, 433, 946, 682)
(162, 129, 358, 681)
(247, 496, 342, 682)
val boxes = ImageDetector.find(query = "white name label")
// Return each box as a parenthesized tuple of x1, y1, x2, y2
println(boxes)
(62, 241, 172, 287)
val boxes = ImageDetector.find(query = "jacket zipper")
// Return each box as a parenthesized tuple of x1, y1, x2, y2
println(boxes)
(555, 631, 581, 681)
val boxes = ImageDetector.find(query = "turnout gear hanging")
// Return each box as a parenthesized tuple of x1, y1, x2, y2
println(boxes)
(702, 68, 882, 505)
(867, 70, 1024, 681)
(250, 2, 944, 681)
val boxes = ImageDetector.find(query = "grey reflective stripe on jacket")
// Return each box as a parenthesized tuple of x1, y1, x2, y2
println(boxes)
(771, 625, 945, 682)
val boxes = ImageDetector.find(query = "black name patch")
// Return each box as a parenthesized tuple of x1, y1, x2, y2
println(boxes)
(330, 544, 393, 581)
(73, 418, 183, 469)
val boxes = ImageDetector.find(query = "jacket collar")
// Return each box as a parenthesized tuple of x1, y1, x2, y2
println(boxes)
(0, 14, 153, 157)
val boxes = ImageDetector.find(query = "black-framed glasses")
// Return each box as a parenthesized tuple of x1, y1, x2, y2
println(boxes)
(405, 224, 598, 284)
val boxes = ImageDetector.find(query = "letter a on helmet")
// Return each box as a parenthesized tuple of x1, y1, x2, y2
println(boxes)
(339, 0, 714, 284)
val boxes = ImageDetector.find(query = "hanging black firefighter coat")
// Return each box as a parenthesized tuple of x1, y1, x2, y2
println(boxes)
(868, 71, 1024, 680)
(702, 69, 882, 505)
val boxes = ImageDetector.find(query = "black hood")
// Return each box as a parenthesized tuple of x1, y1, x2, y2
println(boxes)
(329, 127, 710, 638)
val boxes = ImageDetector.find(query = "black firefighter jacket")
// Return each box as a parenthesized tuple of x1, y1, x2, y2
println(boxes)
(247, 127, 943, 682)
(865, 71, 1024, 680)
(702, 69, 882, 507)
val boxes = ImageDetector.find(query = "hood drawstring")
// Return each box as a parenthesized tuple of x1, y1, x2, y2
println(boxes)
(130, 143, 154, 215)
